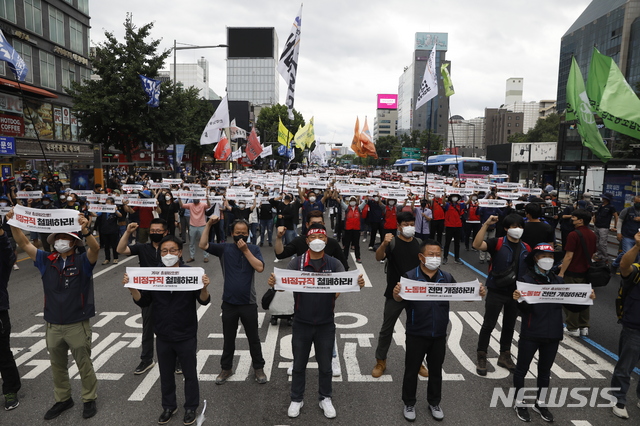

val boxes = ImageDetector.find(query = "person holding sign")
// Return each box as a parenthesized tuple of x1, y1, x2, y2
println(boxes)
(267, 224, 365, 419)
(512, 243, 594, 423)
(393, 239, 486, 422)
(7, 210, 100, 420)
(123, 236, 210, 426)
(341, 196, 366, 264)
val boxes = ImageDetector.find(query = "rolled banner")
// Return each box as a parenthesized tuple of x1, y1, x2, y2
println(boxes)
(8, 204, 80, 233)
(126, 267, 205, 291)
(89, 204, 117, 213)
(399, 277, 482, 301)
(516, 281, 593, 305)
(273, 267, 361, 293)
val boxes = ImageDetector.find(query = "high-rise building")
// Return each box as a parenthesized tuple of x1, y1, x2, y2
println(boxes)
(557, 0, 640, 112)
(448, 116, 485, 156)
(484, 108, 524, 147)
(397, 33, 449, 142)
(505, 77, 524, 105)
(226, 27, 279, 106)
(373, 94, 398, 141)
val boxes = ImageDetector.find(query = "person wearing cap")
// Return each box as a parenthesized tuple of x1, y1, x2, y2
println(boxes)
(298, 187, 328, 235)
(7, 210, 100, 420)
(593, 193, 618, 262)
(512, 243, 595, 422)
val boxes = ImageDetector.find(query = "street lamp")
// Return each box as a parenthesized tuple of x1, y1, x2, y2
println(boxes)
(171, 40, 227, 175)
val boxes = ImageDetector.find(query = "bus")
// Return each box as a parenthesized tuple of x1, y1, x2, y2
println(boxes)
(425, 155, 497, 179)
(391, 158, 425, 173)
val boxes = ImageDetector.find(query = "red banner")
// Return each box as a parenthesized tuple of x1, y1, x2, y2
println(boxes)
(214, 136, 231, 160)
(245, 128, 263, 161)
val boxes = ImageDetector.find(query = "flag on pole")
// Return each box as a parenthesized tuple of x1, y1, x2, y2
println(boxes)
(201, 96, 230, 145)
(229, 119, 247, 140)
(139, 74, 161, 107)
(278, 5, 303, 120)
(245, 127, 263, 161)
(566, 57, 611, 163)
(231, 148, 242, 161)
(359, 117, 378, 159)
(277, 144, 295, 160)
(351, 117, 365, 158)
(311, 142, 326, 164)
(0, 30, 28, 81)
(441, 63, 455, 97)
(294, 117, 315, 150)
(259, 145, 272, 158)
(278, 117, 293, 147)
(416, 45, 438, 109)
(213, 135, 231, 160)
(587, 47, 640, 140)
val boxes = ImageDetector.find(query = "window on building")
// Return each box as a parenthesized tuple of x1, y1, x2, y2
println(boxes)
(78, 0, 89, 14)
(508, 116, 512, 119)
(516, 116, 520, 120)
(0, 61, 5, 76)
(507, 130, 511, 135)
(0, 0, 16, 22)
(69, 18, 83, 53)
(39, 51, 56, 89)
(508, 123, 511, 127)
(515, 123, 519, 127)
(24, 0, 42, 35)
(62, 60, 75, 91)
(49, 6, 65, 45)
(79, 67, 91, 83)
(13, 40, 33, 84)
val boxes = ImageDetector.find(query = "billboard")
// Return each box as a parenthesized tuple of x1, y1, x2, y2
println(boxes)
(511, 142, 557, 162)
(227, 28, 274, 58)
(415, 32, 448, 51)
(377, 94, 398, 110)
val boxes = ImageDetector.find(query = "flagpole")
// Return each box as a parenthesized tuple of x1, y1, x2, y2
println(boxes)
(422, 99, 434, 199)
(15, 80, 52, 178)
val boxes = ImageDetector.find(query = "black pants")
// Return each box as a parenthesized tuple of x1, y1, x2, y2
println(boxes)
(443, 227, 462, 260)
(141, 305, 154, 361)
(291, 321, 335, 402)
(368, 222, 384, 248)
(0, 310, 20, 395)
(221, 302, 265, 370)
(402, 334, 446, 406)
(464, 222, 481, 249)
(430, 219, 444, 245)
(477, 289, 519, 353)
(342, 229, 361, 260)
(514, 338, 560, 400)
(101, 233, 119, 260)
(156, 337, 199, 410)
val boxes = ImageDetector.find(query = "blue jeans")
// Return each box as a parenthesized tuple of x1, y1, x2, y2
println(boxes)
(613, 237, 636, 267)
(291, 321, 335, 402)
(250, 223, 260, 245)
(260, 219, 273, 245)
(611, 326, 640, 406)
(284, 229, 297, 246)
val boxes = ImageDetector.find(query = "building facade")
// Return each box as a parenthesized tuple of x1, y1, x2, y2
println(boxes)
(373, 93, 398, 141)
(448, 116, 486, 156)
(484, 108, 524, 147)
(0, 0, 93, 179)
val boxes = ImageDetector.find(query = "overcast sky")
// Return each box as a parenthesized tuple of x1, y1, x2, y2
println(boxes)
(90, 0, 592, 145)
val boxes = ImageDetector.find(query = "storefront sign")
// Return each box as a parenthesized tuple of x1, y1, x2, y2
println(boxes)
(0, 93, 22, 114)
(0, 137, 15, 155)
(0, 114, 24, 136)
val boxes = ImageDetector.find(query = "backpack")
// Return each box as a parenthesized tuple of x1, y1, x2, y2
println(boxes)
(616, 263, 640, 323)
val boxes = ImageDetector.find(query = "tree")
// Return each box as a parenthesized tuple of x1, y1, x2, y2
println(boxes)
(255, 104, 305, 165)
(507, 113, 560, 143)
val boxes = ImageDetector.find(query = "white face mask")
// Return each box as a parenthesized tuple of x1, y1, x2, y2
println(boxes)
(507, 228, 524, 239)
(161, 254, 179, 267)
(0, 202, 7, 207)
(165, 195, 172, 201)
(60, 196, 66, 201)
(388, 200, 396, 206)
(451, 197, 459, 202)
(349, 201, 356, 206)
(545, 199, 552, 205)
(239, 203, 246, 209)
(374, 197, 379, 202)
(43, 200, 50, 205)
(54, 239, 73, 253)
(308, 239, 326, 252)
(423, 256, 441, 270)
(309, 196, 316, 203)
(536, 257, 555, 271)
(401, 226, 416, 238)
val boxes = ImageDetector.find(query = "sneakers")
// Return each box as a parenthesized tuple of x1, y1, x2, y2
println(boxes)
(12, 264, 18, 270)
(332, 357, 341, 376)
(479, 259, 485, 264)
(532, 402, 553, 422)
(429, 404, 444, 420)
(368, 246, 374, 251)
(287, 366, 293, 376)
(476, 351, 488, 376)
(203, 258, 209, 263)
(158, 407, 178, 424)
(44, 398, 74, 420)
(319, 397, 336, 419)
(403, 405, 416, 422)
(186, 258, 195, 263)
(418, 364, 429, 378)
(613, 403, 629, 419)
(356, 258, 362, 263)
(497, 351, 516, 373)
(288, 401, 303, 418)
(580, 327, 589, 336)
(215, 369, 233, 385)
(82, 400, 97, 419)
(274, 258, 280, 263)
(4, 393, 18, 411)
(372, 359, 386, 378)
(515, 404, 531, 422)
(113, 259, 118, 264)
(254, 368, 267, 384)
(183, 409, 196, 425)
(442, 258, 448, 265)
(134, 359, 155, 375)
(102, 259, 110, 265)
(564, 327, 580, 337)
(175, 360, 182, 374)
(454, 259, 464, 265)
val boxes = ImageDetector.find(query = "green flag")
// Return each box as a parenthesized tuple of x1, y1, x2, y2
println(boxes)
(566, 57, 611, 163)
(587, 47, 640, 140)
(441, 63, 455, 97)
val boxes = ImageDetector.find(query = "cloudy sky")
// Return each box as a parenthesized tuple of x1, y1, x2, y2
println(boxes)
(90, 0, 592, 145)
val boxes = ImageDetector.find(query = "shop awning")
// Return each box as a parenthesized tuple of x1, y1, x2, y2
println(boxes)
(0, 77, 58, 98)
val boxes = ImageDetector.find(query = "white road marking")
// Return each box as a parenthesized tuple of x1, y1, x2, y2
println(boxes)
(349, 252, 373, 287)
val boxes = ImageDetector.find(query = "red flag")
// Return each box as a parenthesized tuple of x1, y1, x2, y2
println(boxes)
(214, 136, 231, 160)
(351, 117, 366, 158)
(359, 117, 378, 159)
(245, 128, 263, 161)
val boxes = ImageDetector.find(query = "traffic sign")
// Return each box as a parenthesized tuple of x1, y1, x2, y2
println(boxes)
(401, 147, 421, 159)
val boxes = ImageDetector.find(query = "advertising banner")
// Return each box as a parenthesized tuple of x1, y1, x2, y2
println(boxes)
(8, 205, 80, 233)
(125, 267, 205, 291)
(516, 282, 593, 305)
(399, 277, 482, 301)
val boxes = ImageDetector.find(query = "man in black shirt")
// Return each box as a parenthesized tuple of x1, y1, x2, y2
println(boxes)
(522, 202, 555, 250)
(593, 193, 618, 261)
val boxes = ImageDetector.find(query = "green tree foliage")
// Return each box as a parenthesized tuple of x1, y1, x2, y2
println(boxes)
(507, 113, 560, 143)
(255, 104, 305, 165)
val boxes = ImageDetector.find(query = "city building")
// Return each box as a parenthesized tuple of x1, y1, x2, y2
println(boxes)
(484, 108, 524, 147)
(0, 0, 93, 179)
(158, 57, 220, 100)
(505, 77, 523, 105)
(373, 94, 398, 141)
(448, 116, 485, 157)
(226, 27, 279, 106)
(397, 32, 449, 142)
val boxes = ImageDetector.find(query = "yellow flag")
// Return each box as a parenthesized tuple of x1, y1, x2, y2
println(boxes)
(278, 117, 292, 147)
(294, 116, 315, 150)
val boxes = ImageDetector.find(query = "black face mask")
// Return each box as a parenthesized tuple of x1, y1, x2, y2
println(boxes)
(420, 202, 427, 208)
(150, 233, 164, 243)
(233, 235, 249, 243)
(284, 196, 291, 202)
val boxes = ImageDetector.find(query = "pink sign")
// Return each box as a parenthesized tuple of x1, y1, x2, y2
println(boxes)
(377, 94, 398, 110)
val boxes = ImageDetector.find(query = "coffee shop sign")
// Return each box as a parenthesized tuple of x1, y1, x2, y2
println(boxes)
(53, 46, 90, 67)
(45, 143, 81, 153)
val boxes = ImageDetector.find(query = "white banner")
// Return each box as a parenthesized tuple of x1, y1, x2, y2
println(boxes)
(478, 199, 508, 208)
(259, 145, 273, 158)
(0, 206, 11, 217)
(273, 268, 360, 293)
(516, 282, 593, 305)
(16, 190, 43, 199)
(70, 190, 94, 196)
(125, 267, 205, 291)
(176, 189, 207, 200)
(399, 277, 482, 301)
(126, 198, 158, 208)
(8, 205, 81, 233)
(518, 188, 543, 196)
(496, 192, 521, 200)
(89, 204, 117, 213)
(163, 179, 183, 185)
(122, 184, 144, 192)
(496, 183, 522, 190)
(208, 180, 230, 188)
(85, 194, 100, 202)
(148, 181, 170, 189)
(378, 189, 408, 199)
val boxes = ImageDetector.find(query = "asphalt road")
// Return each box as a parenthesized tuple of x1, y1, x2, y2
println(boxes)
(1, 227, 638, 426)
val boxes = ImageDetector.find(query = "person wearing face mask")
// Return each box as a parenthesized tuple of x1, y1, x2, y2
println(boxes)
(299, 188, 328, 235)
(372, 212, 429, 379)
(473, 213, 530, 377)
(179, 192, 210, 263)
(96, 197, 123, 265)
(200, 218, 267, 385)
(512, 243, 594, 422)
(521, 202, 555, 251)
(612, 195, 640, 270)
(477, 193, 503, 264)
(394, 239, 486, 422)
(464, 195, 481, 252)
(123, 236, 211, 426)
(272, 193, 298, 247)
(365, 193, 385, 250)
(156, 191, 180, 236)
(382, 198, 400, 236)
(442, 194, 465, 265)
(267, 224, 365, 419)
(8, 211, 100, 420)
(414, 199, 432, 241)
(340, 196, 366, 263)
(117, 219, 170, 376)
(429, 196, 445, 245)
(592, 193, 617, 262)
(558, 209, 596, 337)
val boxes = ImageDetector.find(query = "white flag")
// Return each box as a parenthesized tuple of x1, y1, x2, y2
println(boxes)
(231, 148, 242, 160)
(200, 95, 230, 145)
(259, 145, 273, 158)
(278, 5, 303, 120)
(229, 119, 247, 140)
(311, 143, 326, 164)
(415, 45, 438, 109)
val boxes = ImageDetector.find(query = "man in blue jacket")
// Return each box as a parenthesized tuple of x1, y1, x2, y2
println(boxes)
(0, 225, 18, 411)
